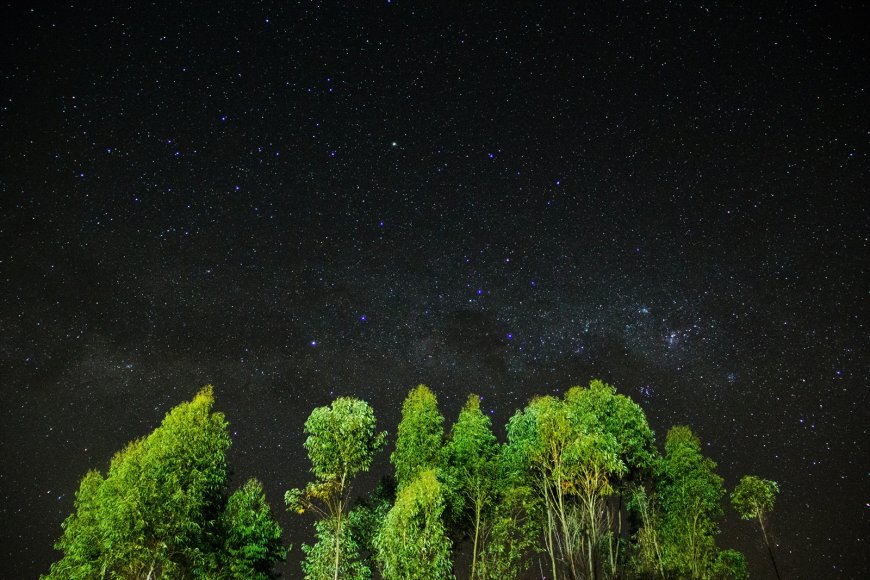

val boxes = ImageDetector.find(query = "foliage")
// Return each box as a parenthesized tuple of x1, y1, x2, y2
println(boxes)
(731, 475, 782, 579)
(505, 383, 633, 579)
(46, 379, 773, 579)
(477, 482, 542, 579)
(657, 426, 726, 578)
(285, 397, 386, 580)
(219, 479, 286, 579)
(712, 549, 749, 579)
(300, 517, 370, 580)
(44, 470, 105, 578)
(344, 479, 396, 577)
(565, 379, 658, 475)
(445, 395, 500, 578)
(627, 485, 665, 578)
(374, 469, 453, 579)
(731, 475, 779, 522)
(45, 386, 285, 579)
(391, 385, 445, 490)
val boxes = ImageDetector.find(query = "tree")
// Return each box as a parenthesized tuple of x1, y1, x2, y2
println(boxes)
(657, 426, 728, 578)
(345, 479, 396, 577)
(712, 549, 749, 580)
(564, 381, 650, 577)
(626, 485, 665, 579)
(285, 397, 386, 580)
(44, 470, 105, 578)
(45, 386, 285, 579)
(445, 395, 500, 578)
(731, 475, 781, 579)
(299, 517, 370, 580)
(219, 479, 286, 579)
(565, 380, 657, 475)
(505, 395, 578, 579)
(477, 479, 541, 579)
(374, 469, 453, 579)
(506, 388, 628, 579)
(391, 385, 445, 490)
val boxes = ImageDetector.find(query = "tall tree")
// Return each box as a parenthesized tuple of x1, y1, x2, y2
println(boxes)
(285, 397, 386, 580)
(626, 485, 665, 579)
(731, 475, 781, 580)
(445, 395, 500, 578)
(506, 387, 629, 579)
(391, 385, 445, 490)
(505, 395, 576, 579)
(477, 475, 541, 580)
(564, 380, 654, 576)
(657, 426, 726, 578)
(374, 469, 453, 579)
(45, 386, 285, 579)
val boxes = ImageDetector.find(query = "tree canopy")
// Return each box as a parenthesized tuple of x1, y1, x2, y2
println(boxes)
(47, 379, 776, 579)
(285, 397, 386, 580)
(391, 384, 445, 490)
(44, 386, 285, 579)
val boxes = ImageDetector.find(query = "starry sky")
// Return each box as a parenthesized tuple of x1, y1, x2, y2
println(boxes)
(1, 2, 867, 578)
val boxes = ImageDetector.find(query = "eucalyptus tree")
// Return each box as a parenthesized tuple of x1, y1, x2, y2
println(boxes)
(445, 395, 500, 578)
(564, 380, 656, 576)
(374, 469, 453, 579)
(391, 384, 445, 490)
(657, 426, 727, 578)
(45, 386, 285, 579)
(285, 397, 386, 580)
(626, 485, 665, 579)
(219, 479, 285, 580)
(731, 475, 781, 579)
(477, 466, 542, 580)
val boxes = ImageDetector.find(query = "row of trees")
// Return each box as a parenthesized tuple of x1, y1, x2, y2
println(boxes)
(287, 381, 781, 580)
(45, 381, 780, 579)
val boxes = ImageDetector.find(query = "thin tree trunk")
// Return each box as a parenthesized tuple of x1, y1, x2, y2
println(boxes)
(546, 498, 559, 580)
(333, 508, 342, 580)
(759, 517, 782, 580)
(471, 497, 481, 579)
(333, 472, 347, 580)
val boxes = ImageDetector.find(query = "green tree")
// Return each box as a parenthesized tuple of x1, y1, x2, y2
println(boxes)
(285, 397, 386, 580)
(219, 479, 286, 579)
(565, 380, 657, 474)
(45, 386, 285, 579)
(391, 385, 445, 490)
(731, 475, 781, 579)
(477, 481, 541, 579)
(506, 387, 628, 579)
(505, 395, 576, 579)
(300, 518, 370, 580)
(345, 480, 396, 578)
(374, 469, 453, 579)
(445, 395, 500, 578)
(565, 381, 650, 577)
(44, 470, 105, 578)
(712, 549, 749, 580)
(626, 485, 665, 579)
(657, 426, 726, 578)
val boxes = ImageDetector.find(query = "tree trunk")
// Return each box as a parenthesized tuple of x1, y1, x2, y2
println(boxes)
(471, 497, 481, 579)
(759, 517, 782, 580)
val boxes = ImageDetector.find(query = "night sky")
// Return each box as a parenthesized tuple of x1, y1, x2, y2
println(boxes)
(1, 2, 867, 578)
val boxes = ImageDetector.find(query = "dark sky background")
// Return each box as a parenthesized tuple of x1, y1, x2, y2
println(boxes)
(1, 2, 867, 578)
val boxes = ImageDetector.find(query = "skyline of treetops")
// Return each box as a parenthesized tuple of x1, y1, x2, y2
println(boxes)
(44, 380, 780, 579)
